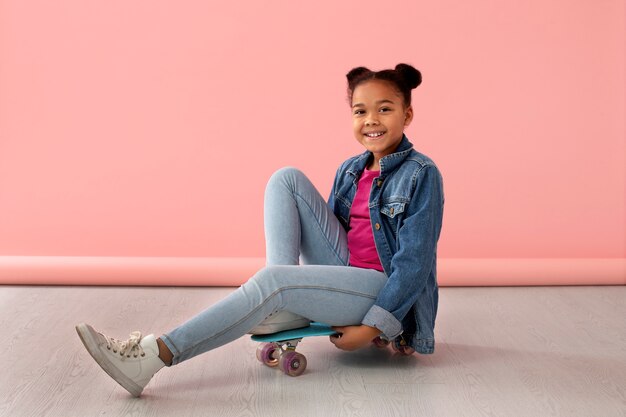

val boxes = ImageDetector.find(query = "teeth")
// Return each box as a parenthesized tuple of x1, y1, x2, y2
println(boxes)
(366, 132, 384, 137)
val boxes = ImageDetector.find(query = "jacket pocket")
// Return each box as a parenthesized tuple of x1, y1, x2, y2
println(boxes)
(379, 202, 406, 239)
(380, 202, 406, 219)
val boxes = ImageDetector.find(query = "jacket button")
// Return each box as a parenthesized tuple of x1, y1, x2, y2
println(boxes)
(390, 207, 394, 215)
(375, 223, 380, 230)
(377, 179, 383, 187)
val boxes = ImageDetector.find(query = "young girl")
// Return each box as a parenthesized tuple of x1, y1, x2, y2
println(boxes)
(76, 63, 445, 397)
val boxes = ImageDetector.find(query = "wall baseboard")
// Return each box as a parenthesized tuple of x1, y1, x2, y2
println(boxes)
(0, 256, 624, 286)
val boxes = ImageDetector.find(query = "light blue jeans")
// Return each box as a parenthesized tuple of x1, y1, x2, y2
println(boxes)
(161, 167, 389, 365)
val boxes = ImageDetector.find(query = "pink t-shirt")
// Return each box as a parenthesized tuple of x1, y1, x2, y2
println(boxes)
(347, 167, 384, 272)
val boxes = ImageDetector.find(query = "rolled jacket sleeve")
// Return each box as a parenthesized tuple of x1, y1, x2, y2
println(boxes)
(361, 165, 444, 339)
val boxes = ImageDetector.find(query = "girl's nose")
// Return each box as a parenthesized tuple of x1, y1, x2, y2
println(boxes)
(365, 115, 379, 125)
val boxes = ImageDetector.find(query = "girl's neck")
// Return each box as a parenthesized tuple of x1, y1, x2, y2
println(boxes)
(367, 157, 381, 172)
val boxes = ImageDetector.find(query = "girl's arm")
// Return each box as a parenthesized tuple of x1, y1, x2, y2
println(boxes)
(329, 324, 382, 351)
(327, 159, 349, 208)
(361, 164, 445, 340)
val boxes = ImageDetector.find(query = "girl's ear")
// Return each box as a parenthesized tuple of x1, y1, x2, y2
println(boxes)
(404, 105, 414, 127)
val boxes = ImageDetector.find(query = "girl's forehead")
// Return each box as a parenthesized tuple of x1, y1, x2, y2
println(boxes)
(353, 80, 402, 101)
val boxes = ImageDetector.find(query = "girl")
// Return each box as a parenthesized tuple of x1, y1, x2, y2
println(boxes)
(76, 63, 445, 397)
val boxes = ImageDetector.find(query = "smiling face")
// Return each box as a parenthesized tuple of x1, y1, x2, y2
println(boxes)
(351, 79, 413, 170)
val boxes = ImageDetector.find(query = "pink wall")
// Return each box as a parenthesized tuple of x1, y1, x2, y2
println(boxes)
(1, 1, 624, 285)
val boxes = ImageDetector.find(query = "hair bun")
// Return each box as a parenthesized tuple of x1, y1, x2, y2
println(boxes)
(346, 66, 372, 84)
(395, 63, 422, 89)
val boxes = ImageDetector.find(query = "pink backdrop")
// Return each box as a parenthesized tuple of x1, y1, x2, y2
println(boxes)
(0, 1, 624, 285)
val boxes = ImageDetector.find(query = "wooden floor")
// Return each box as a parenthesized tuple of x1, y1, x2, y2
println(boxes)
(1, 285, 624, 417)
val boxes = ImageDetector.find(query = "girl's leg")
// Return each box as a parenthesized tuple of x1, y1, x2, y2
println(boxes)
(161, 264, 387, 365)
(76, 264, 387, 397)
(75, 167, 375, 397)
(263, 166, 348, 266)
(250, 167, 349, 333)
(162, 166, 365, 363)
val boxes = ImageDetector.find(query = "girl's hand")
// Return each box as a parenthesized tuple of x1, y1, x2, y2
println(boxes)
(329, 325, 382, 351)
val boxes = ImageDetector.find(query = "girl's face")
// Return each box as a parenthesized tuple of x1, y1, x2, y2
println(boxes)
(351, 79, 413, 166)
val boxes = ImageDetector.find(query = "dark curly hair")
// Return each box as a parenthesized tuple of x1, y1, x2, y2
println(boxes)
(346, 63, 422, 107)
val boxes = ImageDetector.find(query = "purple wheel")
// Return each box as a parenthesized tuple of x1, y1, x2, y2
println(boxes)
(279, 351, 307, 377)
(256, 343, 280, 367)
(391, 339, 415, 356)
(372, 336, 390, 348)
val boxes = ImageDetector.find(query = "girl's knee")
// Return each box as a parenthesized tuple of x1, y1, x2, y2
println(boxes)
(267, 166, 305, 190)
(250, 265, 281, 288)
(250, 265, 302, 292)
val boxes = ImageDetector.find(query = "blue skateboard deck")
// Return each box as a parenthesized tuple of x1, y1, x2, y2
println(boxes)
(251, 322, 338, 343)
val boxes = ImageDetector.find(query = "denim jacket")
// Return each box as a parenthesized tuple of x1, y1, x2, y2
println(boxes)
(327, 134, 445, 354)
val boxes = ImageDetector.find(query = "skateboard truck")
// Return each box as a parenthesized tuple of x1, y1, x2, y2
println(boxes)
(252, 322, 337, 377)
(255, 338, 308, 376)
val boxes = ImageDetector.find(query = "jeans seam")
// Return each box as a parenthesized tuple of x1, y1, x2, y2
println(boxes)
(293, 191, 347, 266)
(175, 285, 377, 359)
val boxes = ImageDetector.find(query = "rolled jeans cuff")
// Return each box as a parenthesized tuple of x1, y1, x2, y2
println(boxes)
(361, 304, 402, 339)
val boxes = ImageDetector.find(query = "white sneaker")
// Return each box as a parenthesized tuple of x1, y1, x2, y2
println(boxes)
(247, 311, 311, 335)
(75, 323, 165, 397)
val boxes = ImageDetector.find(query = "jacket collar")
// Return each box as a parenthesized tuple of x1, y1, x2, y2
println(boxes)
(346, 134, 414, 178)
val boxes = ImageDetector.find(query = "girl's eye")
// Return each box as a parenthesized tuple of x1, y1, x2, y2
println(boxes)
(380, 107, 391, 112)
(353, 110, 365, 115)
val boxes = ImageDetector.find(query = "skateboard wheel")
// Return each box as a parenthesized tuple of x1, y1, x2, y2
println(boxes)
(372, 336, 390, 348)
(256, 343, 280, 367)
(391, 339, 415, 356)
(279, 351, 307, 377)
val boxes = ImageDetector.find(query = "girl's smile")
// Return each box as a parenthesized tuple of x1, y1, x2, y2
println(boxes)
(363, 131, 387, 140)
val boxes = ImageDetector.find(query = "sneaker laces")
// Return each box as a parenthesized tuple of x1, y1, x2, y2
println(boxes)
(102, 331, 146, 360)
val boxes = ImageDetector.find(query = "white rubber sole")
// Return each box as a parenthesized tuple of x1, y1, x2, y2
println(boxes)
(248, 318, 312, 335)
(75, 323, 143, 397)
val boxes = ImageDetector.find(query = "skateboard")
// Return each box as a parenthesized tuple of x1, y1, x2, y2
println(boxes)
(251, 322, 338, 377)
